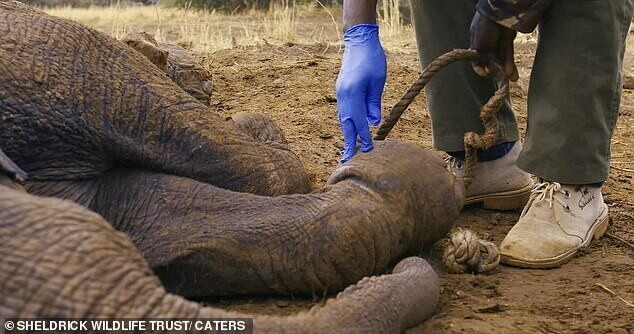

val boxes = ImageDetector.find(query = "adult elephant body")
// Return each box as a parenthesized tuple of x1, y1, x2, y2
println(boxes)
(0, 1, 465, 330)
(0, 1, 309, 197)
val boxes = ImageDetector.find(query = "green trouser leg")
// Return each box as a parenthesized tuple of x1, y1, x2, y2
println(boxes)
(516, 0, 634, 184)
(410, 0, 520, 152)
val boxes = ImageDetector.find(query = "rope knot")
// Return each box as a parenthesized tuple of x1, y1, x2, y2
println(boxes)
(443, 228, 500, 274)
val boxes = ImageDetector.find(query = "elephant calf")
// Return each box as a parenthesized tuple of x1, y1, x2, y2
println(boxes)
(0, 151, 439, 333)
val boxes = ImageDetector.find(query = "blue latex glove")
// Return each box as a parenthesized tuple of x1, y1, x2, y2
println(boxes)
(336, 24, 387, 163)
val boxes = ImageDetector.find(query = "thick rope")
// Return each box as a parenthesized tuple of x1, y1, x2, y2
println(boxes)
(463, 61, 508, 189)
(374, 49, 509, 189)
(442, 228, 500, 274)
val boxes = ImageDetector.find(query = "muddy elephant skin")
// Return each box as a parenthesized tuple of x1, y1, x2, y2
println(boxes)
(0, 148, 442, 333)
(0, 1, 310, 197)
(160, 41, 214, 105)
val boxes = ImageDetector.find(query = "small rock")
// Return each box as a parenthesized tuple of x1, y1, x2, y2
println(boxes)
(274, 300, 290, 308)
(319, 133, 333, 139)
(273, 78, 284, 88)
(477, 303, 505, 313)
(325, 95, 337, 103)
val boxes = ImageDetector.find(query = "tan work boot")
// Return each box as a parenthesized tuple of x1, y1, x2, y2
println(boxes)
(500, 182, 609, 268)
(446, 142, 533, 210)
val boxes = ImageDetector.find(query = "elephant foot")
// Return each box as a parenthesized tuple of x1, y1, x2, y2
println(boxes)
(157, 257, 440, 333)
(229, 112, 288, 145)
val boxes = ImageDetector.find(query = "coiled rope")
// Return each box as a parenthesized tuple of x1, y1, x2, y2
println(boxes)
(373, 49, 509, 189)
(443, 228, 500, 274)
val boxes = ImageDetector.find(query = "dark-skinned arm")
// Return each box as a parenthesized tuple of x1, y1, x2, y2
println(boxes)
(342, 0, 377, 32)
(476, 0, 553, 33)
(470, 0, 552, 80)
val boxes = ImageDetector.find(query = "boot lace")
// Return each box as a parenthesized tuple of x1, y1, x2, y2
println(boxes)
(521, 181, 570, 216)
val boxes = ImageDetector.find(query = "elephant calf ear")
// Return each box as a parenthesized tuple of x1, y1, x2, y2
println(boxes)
(0, 148, 27, 184)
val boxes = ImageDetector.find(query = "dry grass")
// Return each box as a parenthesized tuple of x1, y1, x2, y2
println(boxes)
(43, 3, 415, 53)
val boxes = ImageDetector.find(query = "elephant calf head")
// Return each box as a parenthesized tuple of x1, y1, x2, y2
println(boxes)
(123, 32, 213, 105)
(84, 140, 464, 298)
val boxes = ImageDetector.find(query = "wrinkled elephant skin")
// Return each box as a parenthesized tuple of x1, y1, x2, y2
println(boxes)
(0, 175, 440, 333)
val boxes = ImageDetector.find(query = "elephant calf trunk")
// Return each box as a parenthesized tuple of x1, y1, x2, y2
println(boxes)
(186, 257, 440, 333)
(283, 257, 440, 333)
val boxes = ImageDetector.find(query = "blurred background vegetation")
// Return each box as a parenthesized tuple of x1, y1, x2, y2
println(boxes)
(24, 0, 414, 53)
(20, 0, 409, 21)
(20, 0, 341, 9)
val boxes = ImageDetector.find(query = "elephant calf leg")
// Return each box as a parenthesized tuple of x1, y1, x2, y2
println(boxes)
(229, 111, 288, 145)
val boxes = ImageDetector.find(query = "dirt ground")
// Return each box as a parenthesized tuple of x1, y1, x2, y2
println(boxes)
(192, 33, 634, 333)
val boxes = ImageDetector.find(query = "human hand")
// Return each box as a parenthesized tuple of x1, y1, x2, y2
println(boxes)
(470, 11, 518, 81)
(336, 24, 387, 163)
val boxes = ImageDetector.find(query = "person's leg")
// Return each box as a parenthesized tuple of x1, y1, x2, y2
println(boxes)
(410, 0, 520, 152)
(502, 0, 634, 268)
(517, 1, 633, 184)
(410, 0, 532, 210)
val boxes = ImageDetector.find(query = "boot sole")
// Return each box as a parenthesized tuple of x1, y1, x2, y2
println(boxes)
(501, 206, 609, 269)
(465, 182, 534, 210)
